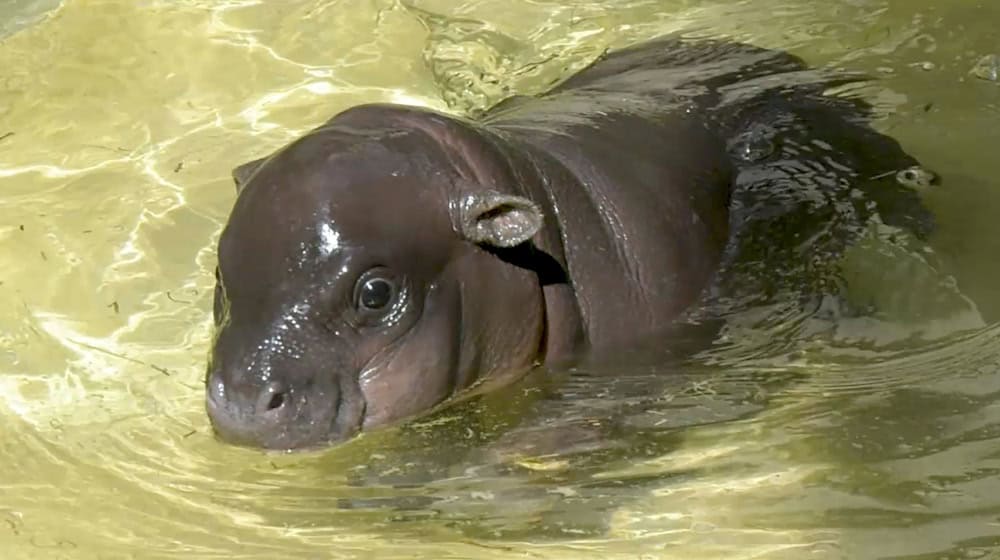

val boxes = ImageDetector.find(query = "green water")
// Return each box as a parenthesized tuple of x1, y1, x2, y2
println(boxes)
(1, 1, 999, 558)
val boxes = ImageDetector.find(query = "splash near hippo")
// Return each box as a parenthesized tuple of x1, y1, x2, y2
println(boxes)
(205, 35, 935, 450)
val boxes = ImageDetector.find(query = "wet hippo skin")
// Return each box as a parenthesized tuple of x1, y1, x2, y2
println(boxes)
(205, 35, 935, 450)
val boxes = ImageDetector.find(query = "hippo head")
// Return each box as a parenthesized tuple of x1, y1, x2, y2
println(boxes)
(205, 104, 553, 450)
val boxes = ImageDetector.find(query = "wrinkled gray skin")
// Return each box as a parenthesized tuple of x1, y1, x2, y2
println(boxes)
(205, 36, 935, 450)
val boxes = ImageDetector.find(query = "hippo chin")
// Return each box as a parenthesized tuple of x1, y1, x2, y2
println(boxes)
(205, 35, 935, 451)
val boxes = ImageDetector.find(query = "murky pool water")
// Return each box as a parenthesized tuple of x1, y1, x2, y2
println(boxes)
(2, 1, 999, 558)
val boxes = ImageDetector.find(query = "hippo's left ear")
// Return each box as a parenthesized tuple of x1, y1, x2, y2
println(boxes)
(455, 190, 543, 248)
(231, 157, 267, 193)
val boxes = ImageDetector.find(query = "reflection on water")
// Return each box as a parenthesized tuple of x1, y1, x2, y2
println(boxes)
(1, 1, 999, 558)
(0, 0, 61, 40)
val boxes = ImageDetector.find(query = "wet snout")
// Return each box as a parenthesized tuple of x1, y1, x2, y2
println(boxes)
(206, 370, 308, 438)
(205, 359, 363, 450)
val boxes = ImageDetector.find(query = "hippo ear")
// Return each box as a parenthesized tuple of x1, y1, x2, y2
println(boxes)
(456, 190, 543, 248)
(231, 157, 267, 192)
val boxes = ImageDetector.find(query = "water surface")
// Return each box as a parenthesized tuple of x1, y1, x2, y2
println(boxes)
(1, 1, 999, 558)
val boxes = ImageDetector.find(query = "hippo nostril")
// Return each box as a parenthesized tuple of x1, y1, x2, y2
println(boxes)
(266, 392, 285, 411)
(258, 381, 290, 415)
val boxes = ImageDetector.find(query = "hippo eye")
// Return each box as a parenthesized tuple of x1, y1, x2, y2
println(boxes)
(354, 270, 398, 314)
(351, 268, 407, 327)
(360, 278, 393, 310)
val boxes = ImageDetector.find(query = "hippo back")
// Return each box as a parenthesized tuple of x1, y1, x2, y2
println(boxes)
(482, 35, 934, 333)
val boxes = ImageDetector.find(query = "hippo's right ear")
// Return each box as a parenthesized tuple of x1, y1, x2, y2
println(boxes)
(455, 190, 543, 248)
(231, 157, 267, 193)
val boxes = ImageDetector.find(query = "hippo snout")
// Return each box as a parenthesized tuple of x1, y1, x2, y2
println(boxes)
(205, 369, 304, 447)
(205, 366, 362, 450)
(207, 371, 297, 420)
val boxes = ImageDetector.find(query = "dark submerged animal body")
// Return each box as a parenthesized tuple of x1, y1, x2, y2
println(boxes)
(205, 36, 934, 450)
